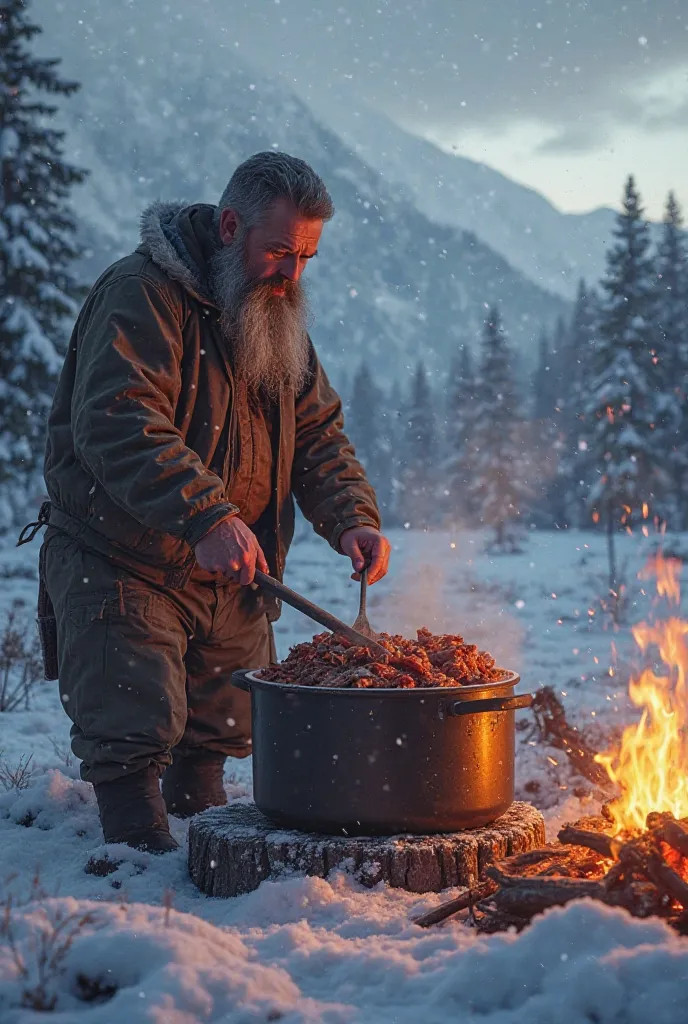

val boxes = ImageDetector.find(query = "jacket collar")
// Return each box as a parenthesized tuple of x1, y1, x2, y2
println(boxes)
(139, 201, 219, 306)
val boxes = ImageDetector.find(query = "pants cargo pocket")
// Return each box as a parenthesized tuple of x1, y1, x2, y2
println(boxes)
(61, 587, 188, 778)
(62, 594, 114, 732)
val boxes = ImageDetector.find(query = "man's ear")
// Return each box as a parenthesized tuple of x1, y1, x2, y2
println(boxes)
(219, 207, 240, 244)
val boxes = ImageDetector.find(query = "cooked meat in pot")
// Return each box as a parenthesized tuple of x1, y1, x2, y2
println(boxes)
(259, 627, 504, 689)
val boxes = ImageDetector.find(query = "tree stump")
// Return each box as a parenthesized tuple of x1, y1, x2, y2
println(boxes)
(188, 801, 546, 897)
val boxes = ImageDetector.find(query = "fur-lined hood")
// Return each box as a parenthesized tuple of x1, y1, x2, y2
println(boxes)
(139, 200, 218, 305)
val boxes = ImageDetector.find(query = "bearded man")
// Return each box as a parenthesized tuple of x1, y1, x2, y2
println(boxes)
(36, 151, 390, 852)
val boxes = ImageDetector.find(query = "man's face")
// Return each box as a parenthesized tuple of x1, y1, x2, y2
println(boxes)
(219, 198, 323, 297)
(210, 198, 324, 397)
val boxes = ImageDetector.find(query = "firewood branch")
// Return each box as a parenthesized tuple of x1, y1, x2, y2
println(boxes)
(645, 855, 688, 909)
(659, 819, 688, 859)
(557, 826, 615, 858)
(413, 880, 498, 928)
(485, 865, 604, 916)
(530, 686, 612, 788)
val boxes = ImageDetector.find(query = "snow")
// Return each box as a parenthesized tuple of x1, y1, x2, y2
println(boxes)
(1, 526, 686, 1020)
(0, 126, 19, 160)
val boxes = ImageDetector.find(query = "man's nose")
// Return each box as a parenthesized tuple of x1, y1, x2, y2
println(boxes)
(278, 255, 302, 281)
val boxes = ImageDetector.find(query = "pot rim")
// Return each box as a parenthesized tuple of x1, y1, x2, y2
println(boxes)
(236, 668, 521, 697)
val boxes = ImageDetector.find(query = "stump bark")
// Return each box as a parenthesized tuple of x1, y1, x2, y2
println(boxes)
(188, 801, 546, 897)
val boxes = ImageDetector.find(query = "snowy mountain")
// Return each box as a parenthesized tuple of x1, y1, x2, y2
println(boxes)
(314, 100, 633, 301)
(35, 1, 566, 384)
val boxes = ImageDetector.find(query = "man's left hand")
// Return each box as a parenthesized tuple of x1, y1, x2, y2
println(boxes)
(339, 526, 391, 585)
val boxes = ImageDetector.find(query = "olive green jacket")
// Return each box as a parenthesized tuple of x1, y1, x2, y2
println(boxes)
(43, 202, 379, 591)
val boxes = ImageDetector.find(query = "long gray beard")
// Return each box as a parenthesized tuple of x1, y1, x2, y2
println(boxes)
(209, 238, 311, 398)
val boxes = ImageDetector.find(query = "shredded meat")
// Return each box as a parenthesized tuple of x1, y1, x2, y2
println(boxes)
(259, 627, 504, 689)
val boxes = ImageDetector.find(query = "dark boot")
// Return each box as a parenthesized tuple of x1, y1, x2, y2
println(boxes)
(94, 766, 179, 853)
(162, 750, 227, 818)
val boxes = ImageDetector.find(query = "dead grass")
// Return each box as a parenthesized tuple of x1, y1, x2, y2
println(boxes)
(0, 878, 117, 1011)
(48, 737, 74, 770)
(0, 753, 36, 792)
(0, 603, 44, 712)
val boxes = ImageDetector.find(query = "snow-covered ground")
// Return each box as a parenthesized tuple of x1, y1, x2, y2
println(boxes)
(1, 527, 687, 1022)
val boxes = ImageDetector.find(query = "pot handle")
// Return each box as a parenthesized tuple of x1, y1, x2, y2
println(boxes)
(447, 693, 534, 716)
(231, 670, 253, 692)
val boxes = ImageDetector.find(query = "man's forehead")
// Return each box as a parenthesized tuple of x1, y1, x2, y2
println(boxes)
(256, 198, 323, 244)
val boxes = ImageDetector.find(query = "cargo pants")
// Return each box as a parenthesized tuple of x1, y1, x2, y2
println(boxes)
(42, 532, 275, 785)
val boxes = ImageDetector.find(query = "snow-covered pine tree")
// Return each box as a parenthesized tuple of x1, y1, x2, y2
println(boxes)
(655, 191, 688, 527)
(347, 361, 394, 521)
(398, 361, 437, 528)
(583, 177, 666, 591)
(467, 307, 531, 550)
(532, 332, 555, 421)
(549, 314, 568, 415)
(444, 344, 477, 523)
(558, 280, 599, 526)
(376, 388, 397, 523)
(530, 328, 563, 527)
(0, 0, 86, 529)
(387, 377, 404, 523)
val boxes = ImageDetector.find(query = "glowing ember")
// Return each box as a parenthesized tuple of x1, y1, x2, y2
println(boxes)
(596, 553, 688, 835)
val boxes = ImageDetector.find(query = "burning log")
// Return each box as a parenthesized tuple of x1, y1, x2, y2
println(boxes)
(645, 855, 688, 909)
(484, 865, 604, 916)
(605, 880, 666, 918)
(557, 826, 615, 858)
(416, 810, 688, 934)
(499, 847, 571, 870)
(658, 818, 688, 859)
(599, 860, 626, 892)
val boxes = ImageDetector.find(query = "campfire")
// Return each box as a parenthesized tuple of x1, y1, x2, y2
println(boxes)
(595, 552, 688, 834)
(417, 551, 688, 933)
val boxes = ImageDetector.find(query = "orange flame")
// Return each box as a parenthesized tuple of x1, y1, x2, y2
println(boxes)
(595, 553, 688, 834)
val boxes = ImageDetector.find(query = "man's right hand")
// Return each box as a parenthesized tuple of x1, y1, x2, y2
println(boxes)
(194, 517, 269, 585)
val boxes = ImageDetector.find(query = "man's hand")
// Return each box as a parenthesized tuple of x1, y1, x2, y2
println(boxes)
(194, 517, 269, 585)
(339, 526, 391, 585)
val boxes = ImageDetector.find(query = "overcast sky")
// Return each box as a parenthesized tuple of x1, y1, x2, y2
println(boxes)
(41, 0, 688, 219)
(215, 0, 688, 219)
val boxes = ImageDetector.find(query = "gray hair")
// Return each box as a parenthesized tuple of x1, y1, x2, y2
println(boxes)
(216, 151, 334, 229)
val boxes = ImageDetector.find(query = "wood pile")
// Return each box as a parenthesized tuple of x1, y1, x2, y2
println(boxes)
(415, 810, 688, 934)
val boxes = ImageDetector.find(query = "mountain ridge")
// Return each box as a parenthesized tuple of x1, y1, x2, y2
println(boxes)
(307, 96, 644, 301)
(36, 0, 567, 383)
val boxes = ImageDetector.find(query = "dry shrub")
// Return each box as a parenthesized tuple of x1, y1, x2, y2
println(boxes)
(1, 895, 116, 1011)
(0, 753, 35, 792)
(0, 603, 44, 712)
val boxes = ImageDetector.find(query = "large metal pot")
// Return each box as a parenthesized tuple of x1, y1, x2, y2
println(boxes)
(231, 669, 533, 835)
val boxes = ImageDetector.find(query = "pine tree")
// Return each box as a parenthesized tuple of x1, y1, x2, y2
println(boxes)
(347, 361, 394, 520)
(398, 362, 437, 527)
(0, 0, 86, 528)
(530, 328, 563, 527)
(387, 377, 404, 523)
(466, 308, 531, 549)
(549, 314, 569, 416)
(444, 345, 477, 523)
(532, 332, 555, 421)
(655, 192, 688, 527)
(583, 177, 665, 591)
(558, 280, 599, 526)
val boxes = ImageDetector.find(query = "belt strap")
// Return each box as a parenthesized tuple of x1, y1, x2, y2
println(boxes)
(16, 500, 52, 546)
